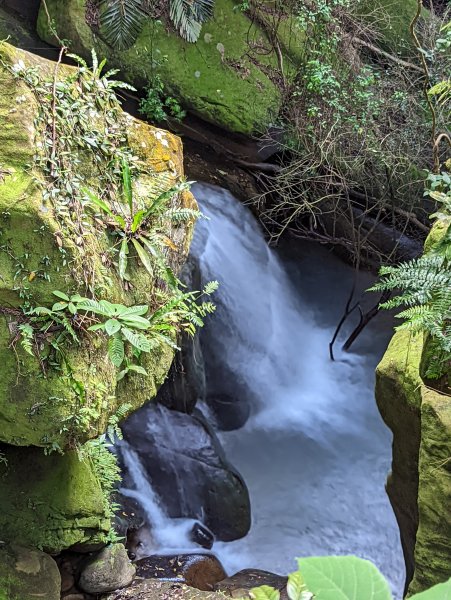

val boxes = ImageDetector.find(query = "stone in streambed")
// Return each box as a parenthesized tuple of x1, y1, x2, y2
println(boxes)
(135, 554, 226, 591)
(0, 543, 61, 600)
(215, 569, 288, 597)
(101, 580, 227, 599)
(78, 544, 135, 594)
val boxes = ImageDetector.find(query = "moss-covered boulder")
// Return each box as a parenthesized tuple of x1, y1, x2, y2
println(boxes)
(376, 289, 451, 591)
(36, 0, 422, 136)
(0, 42, 194, 449)
(0, 443, 114, 552)
(0, 544, 60, 600)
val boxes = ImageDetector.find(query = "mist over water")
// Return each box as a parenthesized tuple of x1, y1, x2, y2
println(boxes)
(190, 183, 404, 597)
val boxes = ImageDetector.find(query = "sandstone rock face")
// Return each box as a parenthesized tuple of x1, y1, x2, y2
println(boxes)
(376, 331, 451, 594)
(121, 403, 251, 541)
(0, 42, 194, 449)
(78, 544, 135, 594)
(0, 444, 111, 553)
(0, 544, 61, 600)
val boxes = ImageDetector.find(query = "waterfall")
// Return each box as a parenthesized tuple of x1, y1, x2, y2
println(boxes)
(120, 182, 403, 599)
(119, 441, 200, 554)
(189, 183, 404, 598)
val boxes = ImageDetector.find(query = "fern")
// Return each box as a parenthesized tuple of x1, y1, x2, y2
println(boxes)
(170, 0, 215, 43)
(371, 220, 451, 376)
(98, 0, 149, 50)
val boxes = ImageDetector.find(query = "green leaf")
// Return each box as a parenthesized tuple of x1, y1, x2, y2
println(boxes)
(297, 556, 392, 600)
(411, 579, 451, 599)
(118, 238, 129, 280)
(119, 305, 149, 317)
(105, 319, 121, 335)
(52, 302, 68, 312)
(250, 586, 280, 600)
(99, 0, 149, 50)
(127, 364, 148, 375)
(121, 327, 151, 352)
(82, 187, 114, 216)
(287, 571, 313, 600)
(87, 323, 105, 332)
(122, 159, 133, 212)
(131, 209, 147, 233)
(132, 238, 154, 277)
(52, 290, 70, 301)
(108, 333, 125, 367)
(139, 235, 177, 288)
(120, 314, 151, 330)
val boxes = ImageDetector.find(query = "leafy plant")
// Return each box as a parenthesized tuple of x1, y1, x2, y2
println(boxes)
(95, 0, 215, 47)
(98, 0, 149, 50)
(170, 0, 215, 43)
(370, 176, 451, 377)
(243, 556, 451, 600)
(139, 74, 186, 123)
(20, 283, 218, 374)
(83, 160, 200, 285)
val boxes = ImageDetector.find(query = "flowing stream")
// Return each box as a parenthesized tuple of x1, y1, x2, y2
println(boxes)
(189, 183, 404, 597)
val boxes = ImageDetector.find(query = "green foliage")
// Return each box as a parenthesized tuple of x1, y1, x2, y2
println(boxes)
(244, 557, 451, 600)
(139, 74, 186, 123)
(83, 159, 200, 285)
(95, 0, 215, 47)
(371, 171, 451, 378)
(98, 0, 149, 50)
(19, 282, 218, 375)
(170, 0, 215, 43)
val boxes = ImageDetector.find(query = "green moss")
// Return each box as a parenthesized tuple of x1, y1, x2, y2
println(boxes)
(0, 544, 60, 600)
(37, 0, 302, 135)
(376, 300, 451, 593)
(0, 43, 192, 449)
(355, 0, 426, 56)
(0, 444, 112, 552)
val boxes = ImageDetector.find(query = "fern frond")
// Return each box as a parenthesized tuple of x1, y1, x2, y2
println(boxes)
(169, 0, 214, 43)
(99, 0, 149, 50)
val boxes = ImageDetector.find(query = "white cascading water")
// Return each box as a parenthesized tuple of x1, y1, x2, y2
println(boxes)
(121, 182, 404, 597)
(189, 183, 404, 598)
(119, 441, 201, 554)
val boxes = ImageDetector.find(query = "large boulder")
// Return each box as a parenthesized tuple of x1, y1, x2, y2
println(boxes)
(376, 317, 451, 591)
(37, 1, 423, 136)
(0, 42, 194, 449)
(121, 403, 251, 541)
(0, 543, 61, 600)
(78, 544, 135, 594)
(0, 443, 112, 552)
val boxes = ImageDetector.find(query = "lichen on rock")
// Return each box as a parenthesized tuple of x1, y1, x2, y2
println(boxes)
(376, 226, 451, 594)
(0, 42, 195, 450)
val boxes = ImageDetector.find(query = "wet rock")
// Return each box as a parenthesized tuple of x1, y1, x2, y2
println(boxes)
(78, 544, 135, 594)
(135, 554, 227, 591)
(215, 569, 288, 597)
(0, 543, 61, 600)
(207, 392, 251, 431)
(62, 595, 86, 600)
(101, 580, 226, 600)
(191, 522, 215, 550)
(121, 404, 250, 541)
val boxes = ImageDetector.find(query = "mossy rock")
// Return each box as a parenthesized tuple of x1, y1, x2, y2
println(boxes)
(376, 259, 451, 592)
(36, 0, 423, 135)
(0, 543, 60, 600)
(355, 0, 427, 56)
(0, 42, 194, 448)
(36, 0, 302, 135)
(0, 443, 113, 553)
(101, 579, 228, 600)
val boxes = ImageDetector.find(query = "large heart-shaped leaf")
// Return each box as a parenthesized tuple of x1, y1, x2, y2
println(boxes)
(297, 556, 392, 600)
(411, 579, 451, 600)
